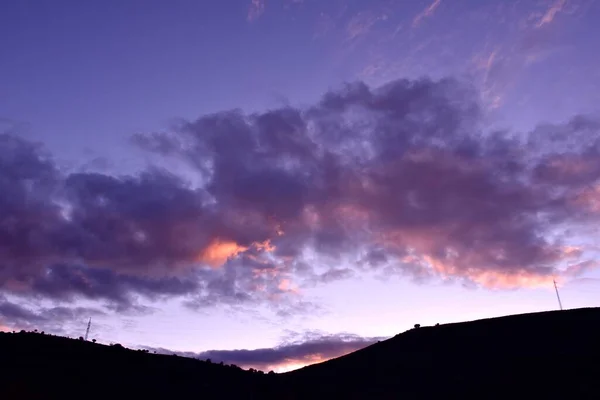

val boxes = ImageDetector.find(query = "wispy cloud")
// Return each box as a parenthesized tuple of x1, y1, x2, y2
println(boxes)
(536, 0, 567, 28)
(248, 0, 266, 22)
(346, 11, 387, 41)
(412, 0, 442, 28)
(471, 48, 504, 109)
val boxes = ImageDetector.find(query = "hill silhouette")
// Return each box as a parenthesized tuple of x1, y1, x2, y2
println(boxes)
(2, 307, 600, 399)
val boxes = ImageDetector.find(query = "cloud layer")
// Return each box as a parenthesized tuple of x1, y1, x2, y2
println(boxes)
(2, 77, 600, 330)
(146, 332, 383, 372)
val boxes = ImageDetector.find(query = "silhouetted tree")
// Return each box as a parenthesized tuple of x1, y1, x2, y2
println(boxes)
(206, 358, 212, 363)
(78, 336, 84, 341)
(92, 339, 96, 343)
(268, 370, 275, 375)
(414, 324, 421, 329)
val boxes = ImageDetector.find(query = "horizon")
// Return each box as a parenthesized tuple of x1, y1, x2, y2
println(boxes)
(4, 305, 592, 373)
(2, 0, 600, 373)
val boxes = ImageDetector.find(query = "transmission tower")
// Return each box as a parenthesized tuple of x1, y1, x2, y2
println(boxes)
(553, 280, 563, 311)
(84, 318, 92, 341)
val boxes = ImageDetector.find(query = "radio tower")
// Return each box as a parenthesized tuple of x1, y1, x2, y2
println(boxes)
(553, 280, 563, 311)
(84, 318, 92, 341)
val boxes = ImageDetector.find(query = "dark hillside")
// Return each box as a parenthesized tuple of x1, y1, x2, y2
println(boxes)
(280, 307, 600, 398)
(2, 308, 600, 399)
(0, 332, 274, 399)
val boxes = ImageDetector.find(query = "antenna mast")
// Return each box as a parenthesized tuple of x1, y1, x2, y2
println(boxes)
(84, 318, 92, 341)
(553, 280, 563, 311)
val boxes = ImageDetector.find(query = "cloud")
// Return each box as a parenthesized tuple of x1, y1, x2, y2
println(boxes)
(135, 78, 600, 289)
(248, 0, 266, 22)
(0, 295, 105, 335)
(2, 77, 600, 324)
(0, 134, 297, 314)
(146, 332, 383, 372)
(412, 0, 442, 28)
(346, 11, 387, 41)
(536, 0, 567, 28)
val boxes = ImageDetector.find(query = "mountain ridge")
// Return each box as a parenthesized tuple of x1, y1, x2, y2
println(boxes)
(2, 307, 599, 399)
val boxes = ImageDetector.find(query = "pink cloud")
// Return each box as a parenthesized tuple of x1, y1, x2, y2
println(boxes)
(346, 11, 387, 41)
(412, 0, 442, 28)
(536, 0, 567, 28)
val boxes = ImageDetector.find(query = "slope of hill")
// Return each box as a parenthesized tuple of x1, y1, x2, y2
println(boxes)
(2, 308, 600, 399)
(0, 331, 275, 399)
(280, 307, 600, 398)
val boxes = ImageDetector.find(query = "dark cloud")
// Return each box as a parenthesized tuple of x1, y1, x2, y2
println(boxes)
(29, 264, 199, 306)
(0, 295, 104, 334)
(137, 77, 600, 288)
(145, 332, 383, 371)
(2, 77, 600, 320)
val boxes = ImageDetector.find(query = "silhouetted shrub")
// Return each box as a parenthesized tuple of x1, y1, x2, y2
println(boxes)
(20, 330, 26, 334)
(435, 323, 440, 327)
(78, 336, 84, 341)
(92, 339, 96, 343)
(414, 324, 421, 329)
(206, 358, 212, 363)
(268, 370, 275, 375)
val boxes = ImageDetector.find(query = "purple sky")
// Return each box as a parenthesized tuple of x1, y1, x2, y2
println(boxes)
(2, 0, 600, 372)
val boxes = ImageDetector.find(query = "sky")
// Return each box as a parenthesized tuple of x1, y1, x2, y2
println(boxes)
(2, 0, 600, 372)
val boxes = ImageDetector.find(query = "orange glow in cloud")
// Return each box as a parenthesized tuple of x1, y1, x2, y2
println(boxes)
(278, 278, 300, 294)
(198, 239, 276, 268)
(377, 227, 588, 289)
(198, 240, 249, 268)
(426, 256, 556, 289)
(240, 353, 335, 373)
(255, 239, 275, 253)
(273, 354, 328, 373)
(421, 244, 587, 289)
